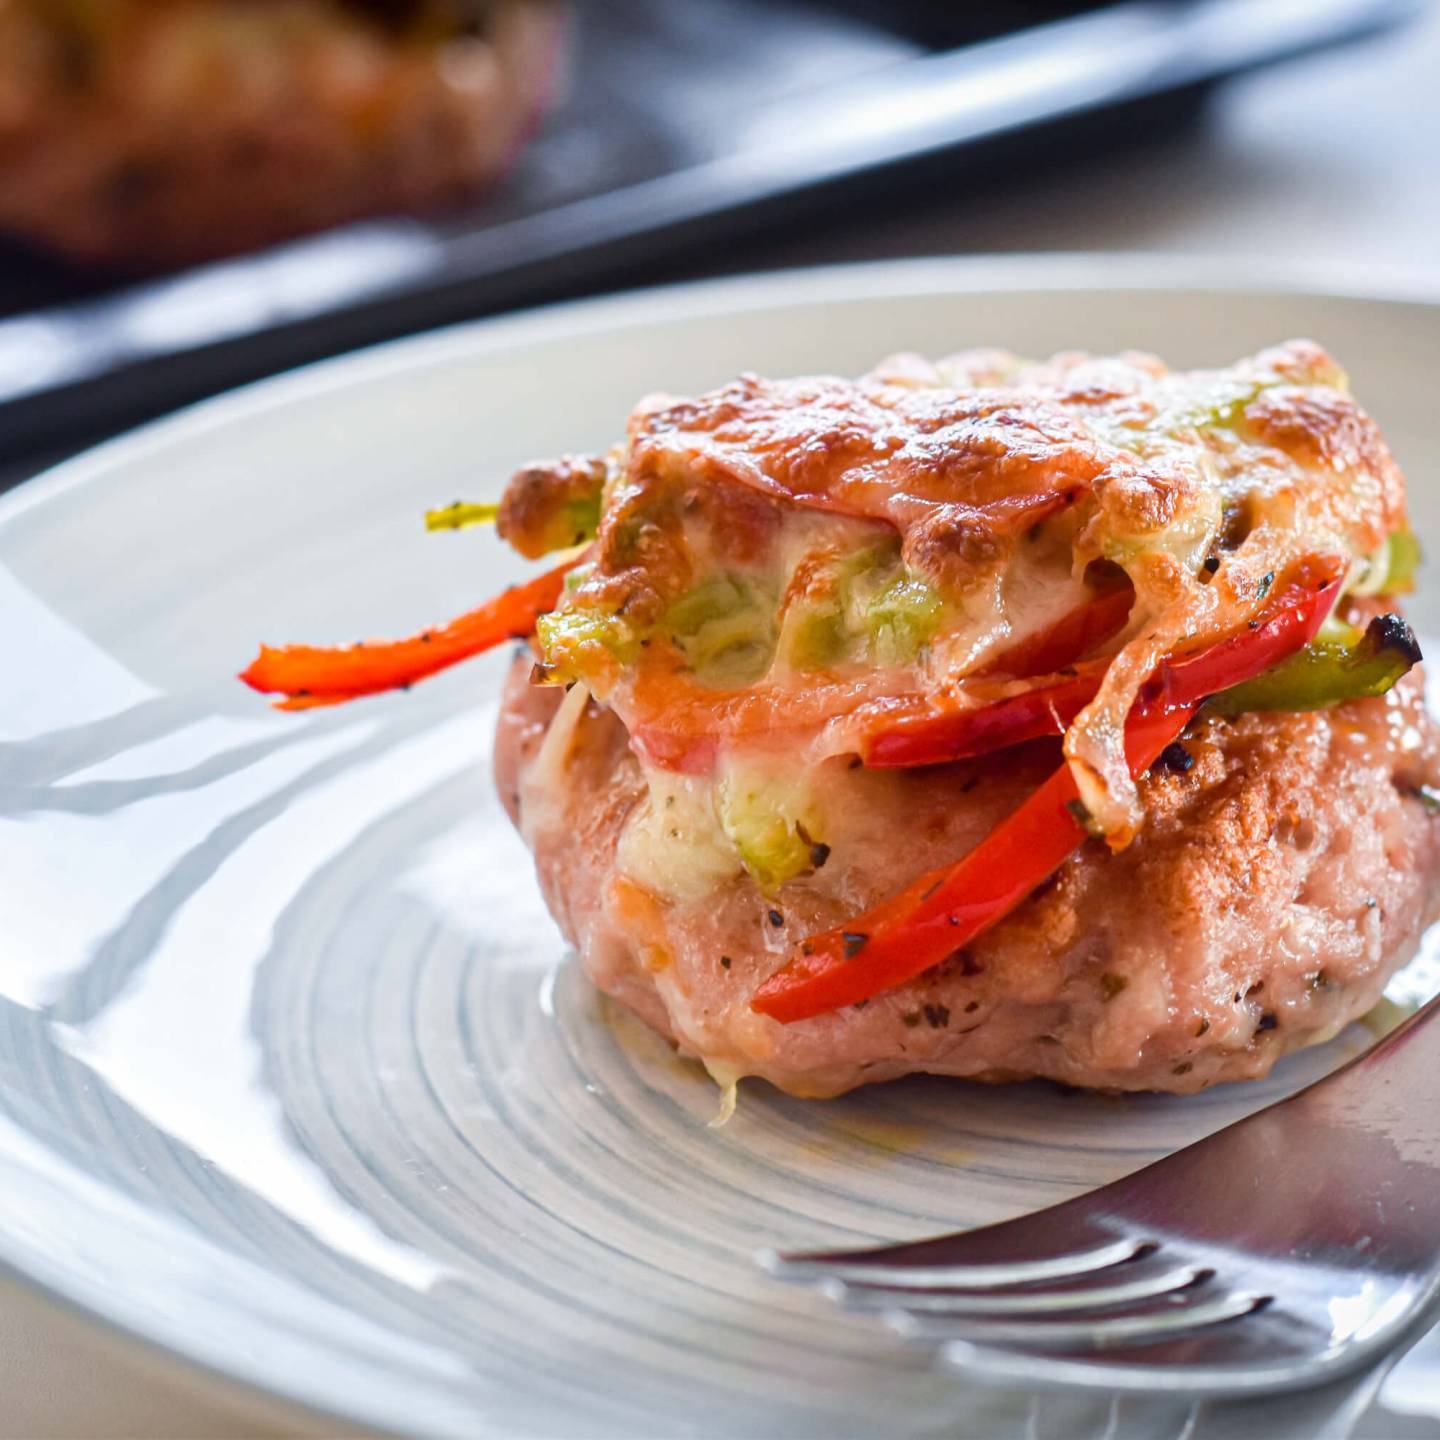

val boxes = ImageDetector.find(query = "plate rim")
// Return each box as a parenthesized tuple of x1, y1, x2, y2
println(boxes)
(3, 250, 1439, 1436)
(6, 250, 1440, 531)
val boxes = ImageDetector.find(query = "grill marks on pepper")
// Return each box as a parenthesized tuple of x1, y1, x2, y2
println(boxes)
(1372, 611, 1423, 665)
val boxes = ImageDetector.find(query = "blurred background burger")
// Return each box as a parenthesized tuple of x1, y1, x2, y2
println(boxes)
(0, 0, 565, 267)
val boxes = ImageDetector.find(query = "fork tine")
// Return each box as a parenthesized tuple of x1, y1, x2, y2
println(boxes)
(758, 1235, 1153, 1288)
(890, 1289, 1271, 1346)
(832, 1262, 1212, 1315)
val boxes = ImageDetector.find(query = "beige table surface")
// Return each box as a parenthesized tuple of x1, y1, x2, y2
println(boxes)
(4, 8, 1440, 1436)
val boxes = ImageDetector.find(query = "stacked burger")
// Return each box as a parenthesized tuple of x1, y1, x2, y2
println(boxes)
(245, 339, 1440, 1098)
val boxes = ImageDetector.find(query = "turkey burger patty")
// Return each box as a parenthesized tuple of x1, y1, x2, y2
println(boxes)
(496, 650, 1440, 1097)
(243, 338, 1440, 1097)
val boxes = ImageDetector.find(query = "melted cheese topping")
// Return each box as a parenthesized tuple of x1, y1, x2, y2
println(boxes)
(510, 339, 1410, 843)
(615, 770, 741, 905)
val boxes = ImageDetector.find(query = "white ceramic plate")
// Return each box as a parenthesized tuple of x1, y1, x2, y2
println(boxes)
(3, 256, 1440, 1439)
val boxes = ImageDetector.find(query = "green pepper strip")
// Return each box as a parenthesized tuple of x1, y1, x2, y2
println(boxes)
(1209, 613, 1421, 715)
(425, 501, 500, 532)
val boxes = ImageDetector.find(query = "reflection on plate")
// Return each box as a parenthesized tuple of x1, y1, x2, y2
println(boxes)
(2, 257, 1438, 1438)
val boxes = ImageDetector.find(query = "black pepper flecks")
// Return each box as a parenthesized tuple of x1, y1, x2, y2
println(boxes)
(809, 842, 831, 870)
(952, 949, 983, 977)
(842, 931, 869, 959)
(1157, 742, 1194, 775)
(1099, 972, 1128, 1002)
(719, 955, 732, 970)
(922, 1003, 950, 1029)
(901, 1011, 922, 1029)
(767, 909, 784, 928)
(1257, 1011, 1279, 1033)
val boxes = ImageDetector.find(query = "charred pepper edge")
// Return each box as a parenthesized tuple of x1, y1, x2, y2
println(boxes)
(1208, 611, 1421, 716)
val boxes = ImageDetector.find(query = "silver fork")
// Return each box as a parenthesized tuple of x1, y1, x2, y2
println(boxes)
(759, 995, 1440, 1397)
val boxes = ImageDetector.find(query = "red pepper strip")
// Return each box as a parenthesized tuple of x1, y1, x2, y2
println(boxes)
(980, 584, 1134, 680)
(862, 559, 1344, 769)
(859, 585, 1133, 766)
(1142, 557, 1344, 710)
(752, 556, 1346, 1024)
(751, 701, 1198, 1023)
(862, 665, 1105, 768)
(239, 556, 581, 709)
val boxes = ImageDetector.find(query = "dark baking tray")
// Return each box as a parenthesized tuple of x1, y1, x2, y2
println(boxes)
(0, 0, 1420, 464)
